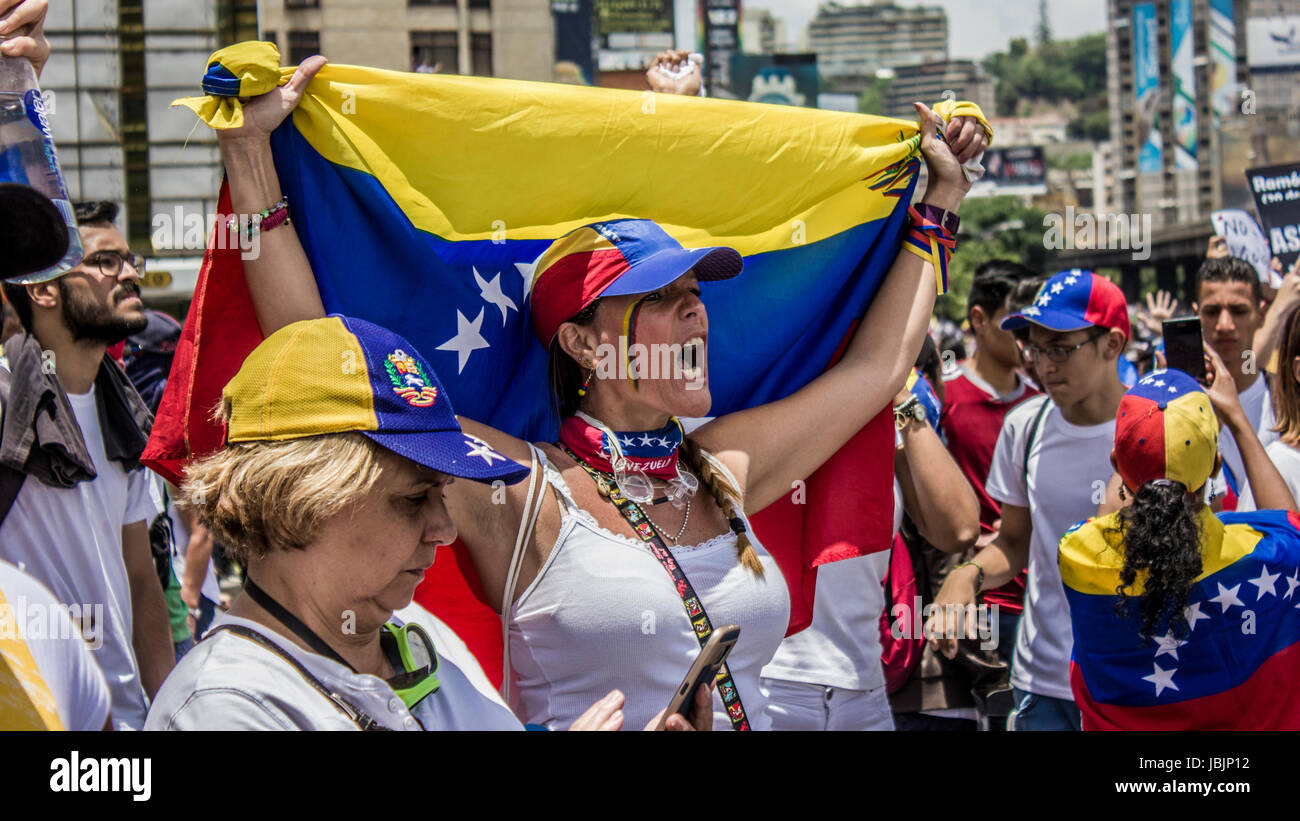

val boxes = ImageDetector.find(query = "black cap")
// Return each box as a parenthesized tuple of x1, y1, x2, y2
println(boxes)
(0, 183, 70, 284)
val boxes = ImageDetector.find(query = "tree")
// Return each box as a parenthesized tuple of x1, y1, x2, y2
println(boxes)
(858, 75, 892, 116)
(1036, 0, 1052, 46)
(936, 196, 1050, 321)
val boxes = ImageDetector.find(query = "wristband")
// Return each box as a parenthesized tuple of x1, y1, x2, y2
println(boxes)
(914, 202, 960, 236)
(954, 560, 984, 595)
(903, 205, 957, 295)
(227, 196, 291, 241)
(893, 395, 925, 431)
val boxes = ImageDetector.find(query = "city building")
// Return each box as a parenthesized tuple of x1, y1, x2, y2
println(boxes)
(880, 59, 994, 119)
(259, 0, 553, 80)
(742, 9, 787, 54)
(988, 115, 1071, 145)
(43, 0, 258, 315)
(807, 0, 947, 94)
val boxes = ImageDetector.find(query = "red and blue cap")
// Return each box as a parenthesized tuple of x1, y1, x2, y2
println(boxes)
(527, 219, 743, 345)
(1113, 368, 1219, 493)
(1000, 269, 1131, 342)
(222, 315, 530, 485)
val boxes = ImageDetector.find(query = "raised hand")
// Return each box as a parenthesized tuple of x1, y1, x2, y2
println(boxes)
(646, 50, 701, 97)
(0, 0, 49, 78)
(220, 55, 327, 144)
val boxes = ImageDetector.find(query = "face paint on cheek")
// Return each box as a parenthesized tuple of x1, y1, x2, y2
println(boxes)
(622, 297, 647, 391)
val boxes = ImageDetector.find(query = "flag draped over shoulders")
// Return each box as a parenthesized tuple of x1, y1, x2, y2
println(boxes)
(146, 41, 991, 686)
(1060, 507, 1300, 730)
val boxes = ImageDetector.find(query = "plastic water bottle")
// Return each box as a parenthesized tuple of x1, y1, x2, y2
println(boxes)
(0, 53, 82, 281)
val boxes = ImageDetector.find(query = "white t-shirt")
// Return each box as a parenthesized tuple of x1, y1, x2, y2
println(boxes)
(1212, 375, 1278, 503)
(0, 559, 111, 730)
(145, 605, 521, 730)
(760, 482, 900, 692)
(0, 386, 159, 730)
(986, 395, 1116, 702)
(1237, 439, 1300, 510)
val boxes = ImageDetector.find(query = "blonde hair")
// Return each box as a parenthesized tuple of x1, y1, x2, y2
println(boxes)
(679, 437, 765, 576)
(182, 431, 386, 563)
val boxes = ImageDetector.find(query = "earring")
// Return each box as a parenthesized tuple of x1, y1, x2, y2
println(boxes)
(577, 368, 594, 398)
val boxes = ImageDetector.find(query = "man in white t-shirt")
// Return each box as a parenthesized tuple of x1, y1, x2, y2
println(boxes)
(928, 270, 1130, 731)
(1, 201, 173, 730)
(0, 559, 111, 730)
(1195, 257, 1277, 508)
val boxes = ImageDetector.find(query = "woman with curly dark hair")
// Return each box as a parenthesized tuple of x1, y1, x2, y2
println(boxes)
(1058, 356, 1300, 730)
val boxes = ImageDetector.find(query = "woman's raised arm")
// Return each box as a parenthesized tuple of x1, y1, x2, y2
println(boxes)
(693, 101, 982, 513)
(217, 56, 328, 335)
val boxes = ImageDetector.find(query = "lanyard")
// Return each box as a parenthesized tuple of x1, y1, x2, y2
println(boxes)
(562, 444, 751, 731)
(243, 578, 358, 671)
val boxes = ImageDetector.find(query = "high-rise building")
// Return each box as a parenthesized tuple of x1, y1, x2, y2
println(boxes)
(807, 0, 947, 94)
(742, 9, 787, 54)
(259, 0, 553, 80)
(881, 59, 994, 119)
(1105, 0, 1255, 228)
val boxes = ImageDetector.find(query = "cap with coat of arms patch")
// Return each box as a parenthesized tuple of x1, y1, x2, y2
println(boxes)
(222, 315, 529, 484)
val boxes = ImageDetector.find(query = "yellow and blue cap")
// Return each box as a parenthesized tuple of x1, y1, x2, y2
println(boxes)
(1113, 368, 1218, 493)
(223, 315, 529, 484)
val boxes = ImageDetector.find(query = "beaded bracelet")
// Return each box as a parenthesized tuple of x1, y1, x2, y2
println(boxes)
(902, 204, 957, 295)
(227, 196, 291, 242)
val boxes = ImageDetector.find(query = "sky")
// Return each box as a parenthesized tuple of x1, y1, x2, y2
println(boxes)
(746, 0, 1109, 59)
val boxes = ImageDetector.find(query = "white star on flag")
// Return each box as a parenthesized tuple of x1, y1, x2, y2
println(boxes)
(1168, 386, 1177, 393)
(473, 267, 518, 325)
(1248, 564, 1281, 599)
(1153, 631, 1188, 660)
(1153, 380, 1165, 387)
(515, 254, 543, 301)
(1064, 275, 1079, 285)
(1142, 663, 1180, 697)
(464, 434, 508, 466)
(1036, 293, 1051, 307)
(637, 433, 655, 447)
(1184, 601, 1211, 631)
(1024, 306, 1041, 316)
(619, 435, 637, 449)
(1210, 582, 1245, 614)
(1285, 569, 1300, 600)
(1051, 282, 1065, 294)
(437, 307, 490, 373)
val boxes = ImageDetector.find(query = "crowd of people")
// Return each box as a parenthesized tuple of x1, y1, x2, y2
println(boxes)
(4, 0, 1300, 732)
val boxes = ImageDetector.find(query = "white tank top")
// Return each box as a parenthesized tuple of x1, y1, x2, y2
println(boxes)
(508, 451, 791, 730)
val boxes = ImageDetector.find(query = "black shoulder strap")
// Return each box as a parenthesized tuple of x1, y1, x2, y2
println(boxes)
(0, 366, 25, 527)
(1023, 396, 1053, 487)
(206, 624, 393, 731)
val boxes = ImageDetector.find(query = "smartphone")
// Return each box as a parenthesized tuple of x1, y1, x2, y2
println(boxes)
(655, 624, 740, 730)
(1162, 317, 1206, 382)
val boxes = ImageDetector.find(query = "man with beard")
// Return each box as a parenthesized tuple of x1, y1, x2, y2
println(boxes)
(1, 200, 173, 730)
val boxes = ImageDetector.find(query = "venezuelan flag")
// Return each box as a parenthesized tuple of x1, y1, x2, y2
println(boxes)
(1060, 507, 1300, 730)
(145, 42, 989, 686)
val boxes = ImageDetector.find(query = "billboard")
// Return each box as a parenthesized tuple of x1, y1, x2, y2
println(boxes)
(596, 0, 675, 71)
(1246, 15, 1300, 69)
(1170, 0, 1197, 169)
(700, 0, 741, 92)
(1209, 0, 1238, 119)
(967, 146, 1048, 197)
(1133, 3, 1162, 174)
(729, 53, 817, 108)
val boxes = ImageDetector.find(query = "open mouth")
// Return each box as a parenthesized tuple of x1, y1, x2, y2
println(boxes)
(678, 336, 705, 381)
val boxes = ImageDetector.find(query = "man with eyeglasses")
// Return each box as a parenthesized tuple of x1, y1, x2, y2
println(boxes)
(928, 269, 1129, 731)
(0, 200, 173, 730)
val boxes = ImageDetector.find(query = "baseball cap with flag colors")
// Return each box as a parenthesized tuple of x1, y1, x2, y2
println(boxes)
(528, 218, 743, 345)
(222, 315, 529, 484)
(1113, 368, 1219, 494)
(1000, 269, 1130, 341)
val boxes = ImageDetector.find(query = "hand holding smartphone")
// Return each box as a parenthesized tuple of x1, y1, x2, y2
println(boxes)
(654, 624, 739, 731)
(1162, 317, 1207, 382)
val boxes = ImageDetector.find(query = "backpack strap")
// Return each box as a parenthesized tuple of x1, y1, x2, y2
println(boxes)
(1022, 395, 1053, 489)
(0, 366, 26, 528)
